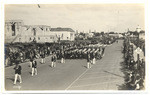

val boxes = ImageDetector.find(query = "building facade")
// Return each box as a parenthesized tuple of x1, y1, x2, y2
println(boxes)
(50, 27, 75, 41)
(15, 25, 57, 43)
(5, 20, 23, 43)
(5, 20, 75, 43)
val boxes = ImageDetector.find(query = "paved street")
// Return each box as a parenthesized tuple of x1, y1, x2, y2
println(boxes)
(5, 40, 124, 90)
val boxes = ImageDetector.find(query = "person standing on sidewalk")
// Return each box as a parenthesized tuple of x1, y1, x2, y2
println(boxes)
(13, 61, 22, 85)
(31, 58, 37, 76)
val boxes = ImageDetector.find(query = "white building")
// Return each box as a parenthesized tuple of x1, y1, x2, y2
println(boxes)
(50, 27, 75, 41)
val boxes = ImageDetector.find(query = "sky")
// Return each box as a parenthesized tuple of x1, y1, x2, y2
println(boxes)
(5, 4, 145, 33)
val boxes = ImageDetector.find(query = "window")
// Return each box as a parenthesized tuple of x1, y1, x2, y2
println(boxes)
(12, 24, 16, 36)
(38, 37, 40, 40)
(29, 37, 32, 40)
(33, 28, 36, 36)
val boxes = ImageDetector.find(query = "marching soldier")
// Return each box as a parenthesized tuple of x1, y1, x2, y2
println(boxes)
(61, 51, 65, 63)
(41, 50, 45, 64)
(93, 52, 96, 64)
(51, 52, 57, 67)
(13, 61, 22, 85)
(31, 58, 37, 76)
(90, 51, 94, 64)
(87, 52, 91, 68)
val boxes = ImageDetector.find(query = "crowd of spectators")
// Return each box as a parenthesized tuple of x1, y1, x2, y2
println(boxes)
(122, 38, 145, 90)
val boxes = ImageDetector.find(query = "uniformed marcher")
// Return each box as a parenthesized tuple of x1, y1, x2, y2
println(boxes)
(51, 52, 57, 67)
(41, 50, 45, 64)
(90, 51, 94, 64)
(13, 61, 22, 84)
(87, 52, 91, 68)
(61, 51, 65, 63)
(92, 52, 96, 64)
(31, 58, 37, 76)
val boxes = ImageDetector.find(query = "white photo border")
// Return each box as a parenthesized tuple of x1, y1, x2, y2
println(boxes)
(0, 0, 150, 95)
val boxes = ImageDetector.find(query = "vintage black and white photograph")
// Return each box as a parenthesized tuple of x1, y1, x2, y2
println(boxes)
(4, 3, 146, 91)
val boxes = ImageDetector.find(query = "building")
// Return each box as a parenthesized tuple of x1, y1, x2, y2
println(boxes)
(5, 20, 23, 43)
(16, 25, 57, 43)
(126, 26, 145, 40)
(5, 20, 75, 43)
(50, 27, 75, 41)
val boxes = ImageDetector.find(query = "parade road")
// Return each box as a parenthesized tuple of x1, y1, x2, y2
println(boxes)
(5, 40, 124, 90)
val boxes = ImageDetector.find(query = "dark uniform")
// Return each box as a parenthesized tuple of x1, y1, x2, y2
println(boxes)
(60, 51, 65, 63)
(13, 63, 22, 84)
(31, 60, 37, 76)
(87, 52, 91, 68)
(41, 51, 45, 64)
(51, 54, 57, 67)
(32, 60, 37, 68)
(14, 64, 22, 75)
